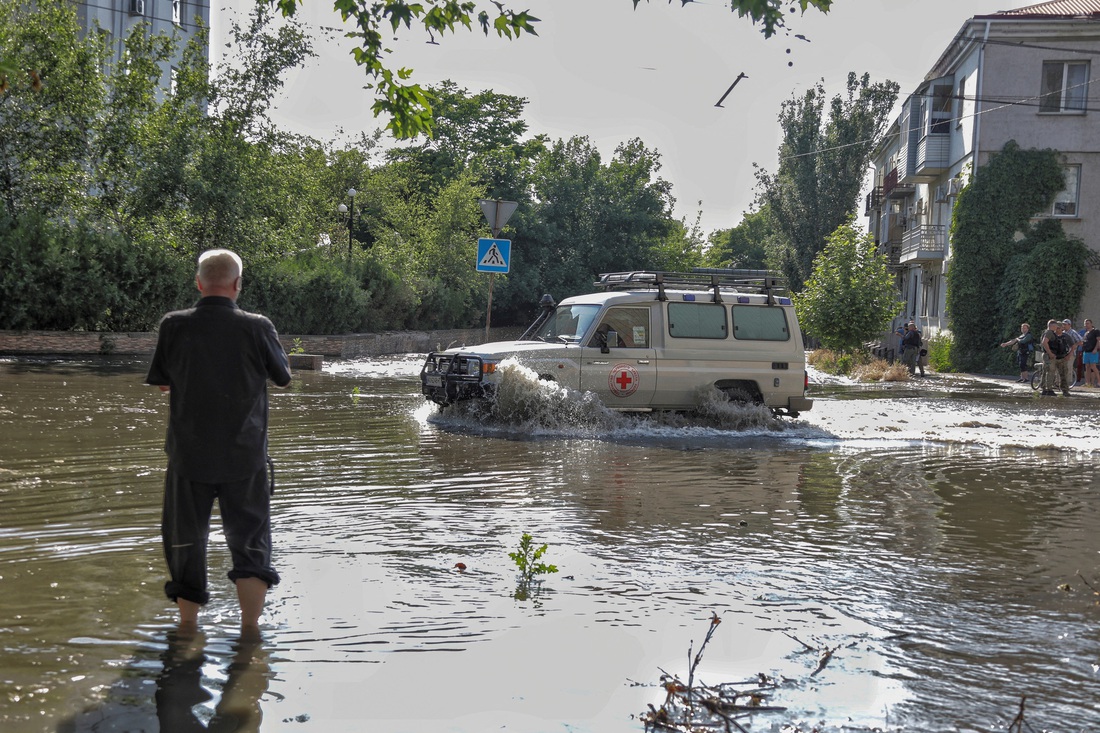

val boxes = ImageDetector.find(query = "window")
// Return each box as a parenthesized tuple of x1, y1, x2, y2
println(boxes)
(535, 304, 600, 342)
(169, 67, 177, 96)
(929, 83, 953, 134)
(590, 307, 651, 347)
(1039, 61, 1089, 113)
(172, 0, 181, 24)
(668, 303, 726, 339)
(731, 306, 790, 341)
(1050, 165, 1081, 217)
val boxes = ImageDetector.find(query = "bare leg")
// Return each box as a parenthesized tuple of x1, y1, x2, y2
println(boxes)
(177, 598, 200, 630)
(236, 577, 268, 629)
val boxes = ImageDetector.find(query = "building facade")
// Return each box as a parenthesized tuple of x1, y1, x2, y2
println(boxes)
(75, 0, 210, 98)
(867, 0, 1100, 338)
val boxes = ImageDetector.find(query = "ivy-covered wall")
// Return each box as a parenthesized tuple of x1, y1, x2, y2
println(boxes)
(947, 141, 1088, 372)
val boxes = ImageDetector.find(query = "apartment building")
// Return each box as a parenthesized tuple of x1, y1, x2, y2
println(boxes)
(866, 0, 1100, 337)
(75, 0, 210, 98)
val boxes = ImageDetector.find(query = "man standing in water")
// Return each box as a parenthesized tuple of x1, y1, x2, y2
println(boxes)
(146, 249, 292, 630)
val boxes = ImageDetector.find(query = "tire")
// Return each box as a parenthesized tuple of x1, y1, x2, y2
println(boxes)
(1030, 367, 1043, 391)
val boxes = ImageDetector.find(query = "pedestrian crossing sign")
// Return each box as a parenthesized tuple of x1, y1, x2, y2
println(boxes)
(476, 238, 511, 273)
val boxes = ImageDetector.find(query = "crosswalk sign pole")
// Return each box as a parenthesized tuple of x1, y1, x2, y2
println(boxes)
(478, 199, 518, 342)
(485, 273, 495, 342)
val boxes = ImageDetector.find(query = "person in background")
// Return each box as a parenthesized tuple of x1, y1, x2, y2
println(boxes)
(1000, 323, 1034, 383)
(894, 326, 905, 364)
(1040, 319, 1073, 397)
(901, 322, 922, 377)
(1063, 318, 1084, 387)
(1081, 318, 1099, 389)
(146, 249, 292, 631)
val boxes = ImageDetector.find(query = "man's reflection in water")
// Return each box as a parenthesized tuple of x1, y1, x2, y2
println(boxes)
(157, 628, 271, 733)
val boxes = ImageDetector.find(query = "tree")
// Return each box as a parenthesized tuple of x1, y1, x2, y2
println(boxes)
(0, 0, 105, 218)
(265, 0, 834, 138)
(704, 207, 776, 270)
(794, 220, 902, 353)
(754, 72, 898, 292)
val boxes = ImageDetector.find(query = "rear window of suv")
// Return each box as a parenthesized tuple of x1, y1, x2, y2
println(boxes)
(732, 305, 790, 341)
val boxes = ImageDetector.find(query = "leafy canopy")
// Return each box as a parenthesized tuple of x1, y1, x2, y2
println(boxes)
(794, 220, 902, 352)
(754, 72, 898, 292)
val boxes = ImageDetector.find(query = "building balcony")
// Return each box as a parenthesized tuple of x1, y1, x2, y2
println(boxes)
(864, 186, 885, 215)
(913, 133, 951, 180)
(884, 168, 915, 199)
(900, 225, 946, 264)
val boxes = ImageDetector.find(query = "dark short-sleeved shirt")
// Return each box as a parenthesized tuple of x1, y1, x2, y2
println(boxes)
(146, 296, 292, 483)
(1083, 328, 1099, 352)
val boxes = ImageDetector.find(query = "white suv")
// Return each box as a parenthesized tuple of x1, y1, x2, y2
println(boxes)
(420, 270, 813, 417)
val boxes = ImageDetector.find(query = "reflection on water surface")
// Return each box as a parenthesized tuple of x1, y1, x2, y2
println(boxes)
(1, 357, 1097, 732)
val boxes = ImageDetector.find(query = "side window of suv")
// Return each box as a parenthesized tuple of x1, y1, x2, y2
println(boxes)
(732, 305, 790, 341)
(589, 307, 651, 347)
(668, 302, 728, 339)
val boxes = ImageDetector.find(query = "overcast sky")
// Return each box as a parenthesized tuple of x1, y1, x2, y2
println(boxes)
(214, 0, 1015, 235)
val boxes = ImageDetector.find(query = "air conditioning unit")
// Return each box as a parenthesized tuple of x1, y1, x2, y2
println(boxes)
(129, 0, 145, 16)
(948, 177, 964, 196)
(934, 184, 948, 203)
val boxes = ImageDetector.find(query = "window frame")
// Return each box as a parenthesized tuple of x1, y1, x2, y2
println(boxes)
(667, 302, 728, 340)
(1048, 164, 1081, 218)
(1039, 61, 1089, 114)
(731, 305, 791, 342)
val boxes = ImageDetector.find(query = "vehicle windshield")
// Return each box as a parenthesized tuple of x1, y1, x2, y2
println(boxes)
(532, 304, 601, 343)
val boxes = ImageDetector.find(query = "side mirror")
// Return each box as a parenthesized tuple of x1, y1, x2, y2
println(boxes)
(602, 330, 618, 354)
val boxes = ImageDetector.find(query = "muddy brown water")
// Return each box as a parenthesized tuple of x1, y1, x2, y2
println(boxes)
(1, 356, 1097, 732)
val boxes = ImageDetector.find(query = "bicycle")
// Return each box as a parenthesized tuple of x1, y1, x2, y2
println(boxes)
(1030, 353, 1067, 392)
(1030, 359, 1044, 390)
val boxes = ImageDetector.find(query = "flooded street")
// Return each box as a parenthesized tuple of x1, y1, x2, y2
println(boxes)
(1, 356, 1098, 733)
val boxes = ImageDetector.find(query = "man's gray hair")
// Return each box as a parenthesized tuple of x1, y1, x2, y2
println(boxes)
(197, 249, 243, 287)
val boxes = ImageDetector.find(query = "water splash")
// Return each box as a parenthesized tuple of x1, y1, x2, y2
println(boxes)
(433, 358, 789, 437)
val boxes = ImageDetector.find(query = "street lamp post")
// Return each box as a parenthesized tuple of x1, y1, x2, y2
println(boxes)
(337, 188, 356, 259)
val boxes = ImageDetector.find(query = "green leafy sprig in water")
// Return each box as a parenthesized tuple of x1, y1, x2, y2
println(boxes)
(509, 533, 558, 597)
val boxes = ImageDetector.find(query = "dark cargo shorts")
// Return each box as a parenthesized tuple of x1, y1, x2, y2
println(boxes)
(161, 464, 279, 605)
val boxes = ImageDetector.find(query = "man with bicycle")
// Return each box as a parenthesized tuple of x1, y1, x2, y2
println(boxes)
(1039, 319, 1074, 397)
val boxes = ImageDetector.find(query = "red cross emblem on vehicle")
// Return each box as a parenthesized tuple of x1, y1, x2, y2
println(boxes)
(608, 363, 640, 397)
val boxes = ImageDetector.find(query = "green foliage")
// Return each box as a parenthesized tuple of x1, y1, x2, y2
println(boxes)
(754, 73, 899, 291)
(947, 141, 1084, 372)
(242, 255, 371, 334)
(703, 207, 776, 270)
(508, 532, 558, 587)
(1001, 219, 1088, 344)
(0, 2, 727, 335)
(0, 212, 192, 331)
(0, 0, 105, 219)
(924, 333, 955, 373)
(794, 221, 902, 353)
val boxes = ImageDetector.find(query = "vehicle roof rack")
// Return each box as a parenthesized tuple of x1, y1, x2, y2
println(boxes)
(595, 269, 788, 304)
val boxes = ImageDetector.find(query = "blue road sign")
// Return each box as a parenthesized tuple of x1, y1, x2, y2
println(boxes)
(476, 238, 511, 273)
